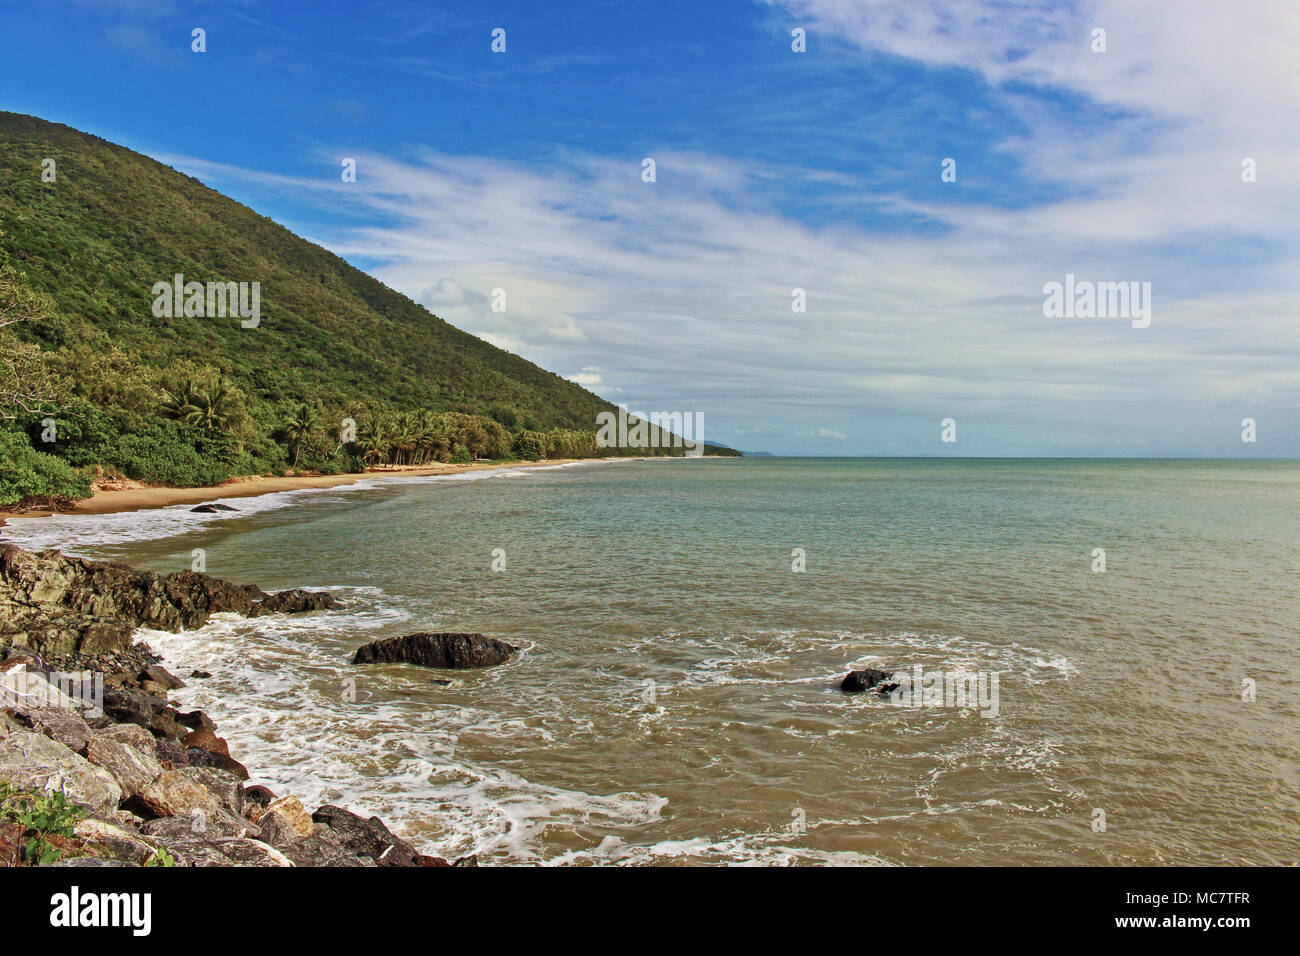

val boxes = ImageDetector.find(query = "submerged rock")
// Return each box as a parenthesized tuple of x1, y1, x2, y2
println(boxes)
(351, 632, 518, 669)
(840, 668, 895, 693)
(190, 503, 237, 513)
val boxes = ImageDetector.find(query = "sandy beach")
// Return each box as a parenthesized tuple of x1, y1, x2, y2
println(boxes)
(0, 458, 612, 527)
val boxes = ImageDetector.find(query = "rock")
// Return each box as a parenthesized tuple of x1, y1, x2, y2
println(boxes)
(190, 503, 237, 513)
(73, 817, 159, 865)
(840, 668, 895, 693)
(278, 826, 375, 867)
(248, 589, 338, 616)
(153, 737, 191, 769)
(42, 857, 128, 867)
(176, 710, 215, 732)
(141, 806, 256, 840)
(351, 632, 518, 669)
(189, 670, 212, 679)
(182, 727, 230, 756)
(94, 722, 156, 751)
(0, 731, 122, 812)
(311, 805, 419, 866)
(240, 784, 277, 814)
(209, 838, 292, 867)
(102, 685, 168, 731)
(0, 544, 338, 660)
(126, 769, 220, 820)
(177, 767, 243, 816)
(142, 664, 185, 690)
(18, 706, 92, 754)
(184, 747, 249, 780)
(262, 796, 314, 841)
(85, 732, 164, 799)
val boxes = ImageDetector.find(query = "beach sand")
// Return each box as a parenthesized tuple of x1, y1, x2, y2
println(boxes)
(0, 458, 616, 526)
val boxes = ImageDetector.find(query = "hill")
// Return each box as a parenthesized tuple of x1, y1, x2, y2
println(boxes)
(0, 112, 735, 503)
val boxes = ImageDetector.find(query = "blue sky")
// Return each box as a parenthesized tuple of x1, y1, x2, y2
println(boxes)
(3, 0, 1297, 455)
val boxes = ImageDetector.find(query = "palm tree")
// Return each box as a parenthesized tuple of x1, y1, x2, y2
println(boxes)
(284, 402, 318, 468)
(356, 417, 389, 466)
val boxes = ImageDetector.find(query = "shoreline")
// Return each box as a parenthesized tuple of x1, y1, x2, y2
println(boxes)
(0, 457, 630, 528)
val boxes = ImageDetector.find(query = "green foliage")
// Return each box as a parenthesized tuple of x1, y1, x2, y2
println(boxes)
(1, 786, 83, 865)
(0, 111, 739, 498)
(0, 427, 92, 505)
(144, 847, 176, 867)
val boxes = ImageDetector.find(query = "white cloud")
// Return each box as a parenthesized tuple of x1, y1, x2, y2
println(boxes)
(159, 1, 1300, 454)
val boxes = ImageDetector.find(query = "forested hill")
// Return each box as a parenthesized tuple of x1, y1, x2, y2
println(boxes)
(0, 112, 735, 503)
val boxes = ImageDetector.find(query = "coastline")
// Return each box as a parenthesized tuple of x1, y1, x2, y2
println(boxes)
(0, 457, 625, 528)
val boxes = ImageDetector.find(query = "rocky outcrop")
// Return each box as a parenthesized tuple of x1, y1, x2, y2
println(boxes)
(351, 632, 518, 669)
(0, 544, 338, 659)
(0, 547, 479, 868)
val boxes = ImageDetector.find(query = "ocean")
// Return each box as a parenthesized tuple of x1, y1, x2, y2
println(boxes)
(5, 457, 1298, 865)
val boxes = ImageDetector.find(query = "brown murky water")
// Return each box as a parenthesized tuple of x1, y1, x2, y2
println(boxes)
(9, 458, 1299, 864)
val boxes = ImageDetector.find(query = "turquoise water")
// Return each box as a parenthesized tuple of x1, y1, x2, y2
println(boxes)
(8, 458, 1299, 864)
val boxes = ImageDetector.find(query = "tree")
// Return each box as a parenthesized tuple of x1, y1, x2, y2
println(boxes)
(284, 402, 319, 467)
(0, 264, 61, 420)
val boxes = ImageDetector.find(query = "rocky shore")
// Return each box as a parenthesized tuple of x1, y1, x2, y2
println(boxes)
(0, 544, 475, 867)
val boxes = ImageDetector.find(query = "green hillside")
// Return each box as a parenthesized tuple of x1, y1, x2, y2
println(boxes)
(0, 112, 734, 504)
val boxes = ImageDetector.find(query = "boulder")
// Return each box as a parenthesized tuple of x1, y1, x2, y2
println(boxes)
(18, 706, 92, 754)
(85, 732, 164, 799)
(351, 632, 517, 669)
(176, 766, 243, 816)
(141, 806, 256, 840)
(840, 668, 895, 693)
(126, 769, 220, 820)
(182, 727, 230, 756)
(311, 804, 419, 866)
(278, 826, 375, 867)
(261, 796, 314, 841)
(190, 503, 237, 513)
(0, 731, 122, 812)
(184, 747, 249, 780)
(73, 817, 159, 865)
(249, 589, 338, 616)
(142, 664, 185, 690)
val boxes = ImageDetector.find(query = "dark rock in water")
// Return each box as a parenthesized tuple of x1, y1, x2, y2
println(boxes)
(351, 632, 517, 670)
(312, 804, 419, 866)
(840, 668, 895, 693)
(190, 503, 237, 513)
(189, 670, 212, 679)
(248, 588, 338, 617)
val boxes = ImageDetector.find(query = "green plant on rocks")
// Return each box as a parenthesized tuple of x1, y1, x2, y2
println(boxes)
(1, 785, 83, 865)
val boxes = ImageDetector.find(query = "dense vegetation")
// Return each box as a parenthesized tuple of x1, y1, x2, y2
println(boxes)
(0, 112, 736, 505)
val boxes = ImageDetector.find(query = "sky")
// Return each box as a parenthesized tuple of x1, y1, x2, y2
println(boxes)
(2, 0, 1297, 456)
